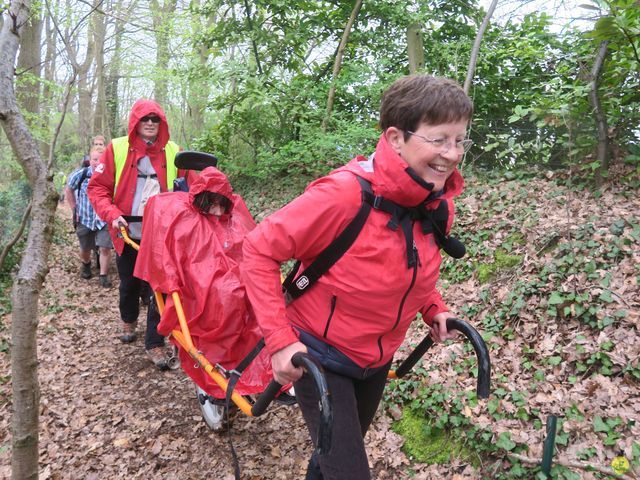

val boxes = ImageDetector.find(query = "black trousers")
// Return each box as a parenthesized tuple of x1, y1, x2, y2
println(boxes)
(115, 243, 163, 350)
(295, 361, 392, 480)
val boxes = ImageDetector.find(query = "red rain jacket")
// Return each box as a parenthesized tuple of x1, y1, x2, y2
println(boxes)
(87, 99, 186, 254)
(134, 167, 272, 398)
(241, 133, 464, 369)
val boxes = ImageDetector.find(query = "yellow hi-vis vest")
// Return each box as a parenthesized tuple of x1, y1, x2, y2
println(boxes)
(111, 136, 180, 194)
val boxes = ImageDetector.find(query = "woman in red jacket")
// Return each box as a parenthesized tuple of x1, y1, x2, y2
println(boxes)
(241, 75, 474, 479)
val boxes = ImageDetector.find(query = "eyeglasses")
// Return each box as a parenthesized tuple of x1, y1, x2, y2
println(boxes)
(140, 116, 161, 124)
(406, 131, 473, 154)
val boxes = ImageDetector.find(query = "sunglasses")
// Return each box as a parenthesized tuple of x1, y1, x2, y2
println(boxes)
(140, 115, 161, 124)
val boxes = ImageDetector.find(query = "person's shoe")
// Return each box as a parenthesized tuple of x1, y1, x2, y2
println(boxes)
(99, 275, 112, 288)
(119, 321, 137, 343)
(195, 385, 227, 432)
(146, 347, 169, 371)
(81, 262, 92, 279)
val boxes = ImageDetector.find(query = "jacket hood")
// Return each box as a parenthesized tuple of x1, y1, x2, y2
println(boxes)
(188, 166, 234, 213)
(127, 99, 170, 149)
(339, 133, 464, 206)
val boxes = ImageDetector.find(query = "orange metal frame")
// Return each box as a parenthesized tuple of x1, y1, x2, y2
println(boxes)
(120, 227, 256, 416)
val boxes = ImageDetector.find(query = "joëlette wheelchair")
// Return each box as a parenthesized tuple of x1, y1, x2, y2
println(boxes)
(119, 150, 491, 460)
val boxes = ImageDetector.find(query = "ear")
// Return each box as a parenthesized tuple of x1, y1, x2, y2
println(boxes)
(384, 127, 404, 154)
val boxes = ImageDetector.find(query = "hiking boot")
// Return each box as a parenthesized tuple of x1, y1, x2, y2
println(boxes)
(119, 321, 137, 343)
(99, 275, 112, 288)
(146, 347, 169, 371)
(81, 262, 92, 279)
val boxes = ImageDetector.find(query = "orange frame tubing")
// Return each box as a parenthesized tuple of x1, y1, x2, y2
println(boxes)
(119, 227, 255, 416)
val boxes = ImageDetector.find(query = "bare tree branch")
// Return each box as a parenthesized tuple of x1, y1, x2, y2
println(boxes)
(0, 201, 32, 271)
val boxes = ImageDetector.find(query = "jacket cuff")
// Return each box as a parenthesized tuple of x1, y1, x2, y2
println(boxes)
(264, 326, 300, 356)
(422, 301, 449, 326)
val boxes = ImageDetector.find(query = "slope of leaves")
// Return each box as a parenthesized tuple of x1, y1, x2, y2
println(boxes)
(384, 170, 640, 478)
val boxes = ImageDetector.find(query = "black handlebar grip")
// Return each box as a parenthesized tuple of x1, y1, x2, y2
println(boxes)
(393, 335, 436, 378)
(251, 379, 284, 417)
(393, 318, 491, 399)
(250, 353, 334, 456)
(292, 352, 333, 455)
(445, 318, 491, 399)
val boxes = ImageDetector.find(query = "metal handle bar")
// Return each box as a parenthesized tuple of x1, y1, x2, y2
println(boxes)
(391, 318, 491, 399)
(251, 352, 333, 455)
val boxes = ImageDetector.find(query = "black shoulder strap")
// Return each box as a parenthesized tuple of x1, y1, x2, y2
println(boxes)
(75, 167, 90, 195)
(282, 175, 373, 301)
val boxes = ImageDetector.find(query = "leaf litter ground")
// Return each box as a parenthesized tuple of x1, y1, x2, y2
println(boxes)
(0, 173, 639, 479)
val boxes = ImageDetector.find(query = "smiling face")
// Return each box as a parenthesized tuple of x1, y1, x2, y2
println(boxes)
(385, 120, 468, 191)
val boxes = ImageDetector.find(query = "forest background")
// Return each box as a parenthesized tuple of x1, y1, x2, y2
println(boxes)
(0, 0, 639, 479)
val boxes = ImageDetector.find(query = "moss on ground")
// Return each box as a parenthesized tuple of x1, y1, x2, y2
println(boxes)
(392, 408, 478, 465)
(476, 248, 524, 284)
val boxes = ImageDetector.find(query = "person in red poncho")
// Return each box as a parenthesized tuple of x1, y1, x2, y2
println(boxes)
(240, 75, 474, 479)
(134, 167, 274, 429)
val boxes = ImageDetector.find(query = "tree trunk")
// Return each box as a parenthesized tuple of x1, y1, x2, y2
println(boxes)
(150, 0, 178, 106)
(321, 0, 363, 132)
(40, 6, 56, 159)
(183, 0, 212, 140)
(16, 2, 42, 117)
(0, 2, 59, 479)
(589, 40, 610, 186)
(58, 0, 98, 143)
(93, 9, 107, 137)
(407, 22, 424, 74)
(464, 0, 498, 95)
(105, 1, 125, 138)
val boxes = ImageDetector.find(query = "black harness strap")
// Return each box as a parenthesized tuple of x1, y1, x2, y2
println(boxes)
(361, 189, 418, 268)
(223, 338, 266, 480)
(283, 176, 374, 301)
(282, 174, 465, 301)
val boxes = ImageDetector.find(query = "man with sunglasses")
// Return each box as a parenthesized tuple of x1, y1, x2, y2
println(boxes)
(88, 99, 184, 370)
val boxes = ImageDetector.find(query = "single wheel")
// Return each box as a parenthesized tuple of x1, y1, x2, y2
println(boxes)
(195, 384, 227, 432)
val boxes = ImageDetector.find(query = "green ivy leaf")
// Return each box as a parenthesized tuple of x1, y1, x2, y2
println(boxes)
(496, 432, 516, 451)
(548, 356, 563, 366)
(548, 292, 565, 305)
(593, 416, 609, 433)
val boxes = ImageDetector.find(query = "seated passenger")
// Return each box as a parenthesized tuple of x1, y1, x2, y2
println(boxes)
(134, 167, 273, 410)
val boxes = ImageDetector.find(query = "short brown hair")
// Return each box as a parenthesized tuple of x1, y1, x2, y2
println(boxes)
(379, 75, 473, 135)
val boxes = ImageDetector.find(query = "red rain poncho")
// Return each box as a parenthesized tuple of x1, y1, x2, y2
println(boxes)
(134, 167, 272, 398)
